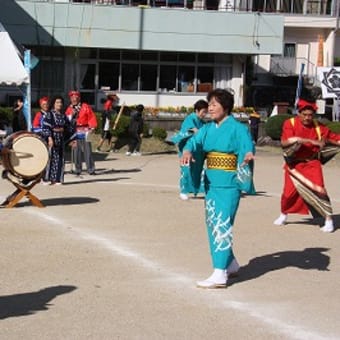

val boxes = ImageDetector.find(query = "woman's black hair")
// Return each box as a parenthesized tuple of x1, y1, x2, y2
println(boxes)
(49, 95, 64, 111)
(193, 99, 208, 112)
(207, 88, 234, 115)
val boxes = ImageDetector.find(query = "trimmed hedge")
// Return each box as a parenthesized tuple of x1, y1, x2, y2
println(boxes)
(264, 114, 292, 140)
(0, 107, 13, 124)
(326, 122, 340, 134)
(152, 127, 167, 140)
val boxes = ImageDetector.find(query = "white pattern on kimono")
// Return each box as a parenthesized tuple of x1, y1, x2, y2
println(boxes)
(206, 199, 233, 252)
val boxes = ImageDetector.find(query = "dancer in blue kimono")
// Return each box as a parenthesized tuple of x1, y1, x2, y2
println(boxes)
(172, 99, 208, 200)
(181, 89, 255, 289)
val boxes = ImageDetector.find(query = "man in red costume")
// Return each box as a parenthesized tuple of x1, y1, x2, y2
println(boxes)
(65, 91, 97, 175)
(274, 98, 340, 233)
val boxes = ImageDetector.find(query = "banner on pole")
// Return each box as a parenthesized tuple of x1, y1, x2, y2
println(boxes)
(317, 67, 340, 99)
(23, 50, 32, 131)
(294, 63, 305, 112)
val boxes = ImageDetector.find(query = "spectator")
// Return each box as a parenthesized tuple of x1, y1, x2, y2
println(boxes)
(32, 97, 49, 136)
(42, 96, 75, 185)
(248, 109, 261, 144)
(12, 98, 26, 132)
(96, 93, 119, 152)
(65, 91, 97, 176)
(126, 104, 144, 156)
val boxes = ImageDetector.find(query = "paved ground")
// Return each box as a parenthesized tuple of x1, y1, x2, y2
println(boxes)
(1, 147, 340, 339)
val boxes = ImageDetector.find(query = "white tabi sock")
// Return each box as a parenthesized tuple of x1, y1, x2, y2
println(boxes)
(274, 213, 287, 226)
(321, 219, 334, 233)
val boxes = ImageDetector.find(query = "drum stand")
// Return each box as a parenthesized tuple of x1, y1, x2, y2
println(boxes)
(1, 170, 44, 208)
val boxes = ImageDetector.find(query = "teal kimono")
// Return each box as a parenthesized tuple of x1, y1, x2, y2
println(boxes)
(184, 116, 254, 270)
(171, 112, 205, 195)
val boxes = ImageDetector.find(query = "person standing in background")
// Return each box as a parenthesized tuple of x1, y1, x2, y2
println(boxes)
(32, 97, 49, 136)
(33, 96, 50, 184)
(42, 96, 75, 185)
(12, 98, 27, 132)
(65, 91, 97, 176)
(171, 99, 208, 200)
(96, 93, 119, 152)
(126, 104, 145, 156)
(248, 109, 261, 144)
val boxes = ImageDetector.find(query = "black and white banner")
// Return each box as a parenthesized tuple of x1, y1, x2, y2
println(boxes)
(317, 67, 340, 99)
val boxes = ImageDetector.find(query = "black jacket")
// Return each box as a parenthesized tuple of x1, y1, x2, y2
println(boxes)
(128, 111, 144, 135)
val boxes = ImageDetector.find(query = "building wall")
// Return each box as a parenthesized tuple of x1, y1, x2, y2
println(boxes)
(0, 0, 285, 108)
(257, 24, 338, 79)
(1, 1, 284, 55)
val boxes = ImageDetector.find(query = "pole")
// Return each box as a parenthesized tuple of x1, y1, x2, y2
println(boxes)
(23, 50, 32, 131)
(112, 103, 125, 131)
(294, 63, 305, 113)
(335, 94, 340, 122)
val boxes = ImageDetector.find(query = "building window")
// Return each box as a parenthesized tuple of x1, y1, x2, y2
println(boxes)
(178, 52, 195, 62)
(284, 43, 296, 58)
(178, 65, 195, 92)
(122, 51, 140, 61)
(99, 62, 119, 90)
(99, 49, 120, 60)
(160, 51, 177, 62)
(159, 65, 176, 91)
(122, 63, 139, 90)
(140, 64, 157, 91)
(197, 66, 214, 92)
(31, 59, 64, 93)
(198, 53, 215, 63)
(140, 51, 159, 61)
(80, 64, 95, 89)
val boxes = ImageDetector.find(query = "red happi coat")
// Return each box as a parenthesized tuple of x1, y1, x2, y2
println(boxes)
(280, 117, 340, 215)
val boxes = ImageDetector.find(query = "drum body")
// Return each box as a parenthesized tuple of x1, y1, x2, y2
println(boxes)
(1, 131, 49, 179)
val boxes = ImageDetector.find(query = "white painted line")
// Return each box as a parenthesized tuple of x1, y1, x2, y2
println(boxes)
(23, 208, 334, 340)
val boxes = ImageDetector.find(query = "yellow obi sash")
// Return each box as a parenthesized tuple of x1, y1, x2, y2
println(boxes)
(206, 152, 237, 171)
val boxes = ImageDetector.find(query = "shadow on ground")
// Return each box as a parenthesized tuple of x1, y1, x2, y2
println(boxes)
(142, 150, 177, 156)
(229, 247, 330, 287)
(0, 285, 77, 319)
(13, 196, 99, 207)
(286, 214, 340, 230)
(63, 177, 131, 186)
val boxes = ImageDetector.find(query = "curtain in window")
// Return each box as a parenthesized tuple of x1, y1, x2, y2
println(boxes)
(214, 66, 232, 89)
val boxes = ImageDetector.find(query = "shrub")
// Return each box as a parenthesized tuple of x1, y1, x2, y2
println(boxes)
(264, 114, 291, 140)
(143, 122, 151, 137)
(111, 114, 130, 138)
(152, 126, 167, 140)
(326, 122, 340, 134)
(0, 107, 13, 124)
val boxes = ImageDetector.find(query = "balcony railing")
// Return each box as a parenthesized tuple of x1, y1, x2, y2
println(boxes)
(270, 56, 317, 80)
(20, 0, 339, 16)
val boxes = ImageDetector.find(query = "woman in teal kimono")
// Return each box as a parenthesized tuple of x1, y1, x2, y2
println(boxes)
(181, 89, 255, 289)
(171, 100, 208, 200)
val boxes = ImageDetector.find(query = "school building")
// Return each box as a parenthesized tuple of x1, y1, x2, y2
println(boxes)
(0, 0, 339, 110)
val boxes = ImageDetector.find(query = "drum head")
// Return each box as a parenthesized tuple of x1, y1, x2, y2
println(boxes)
(9, 133, 49, 178)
